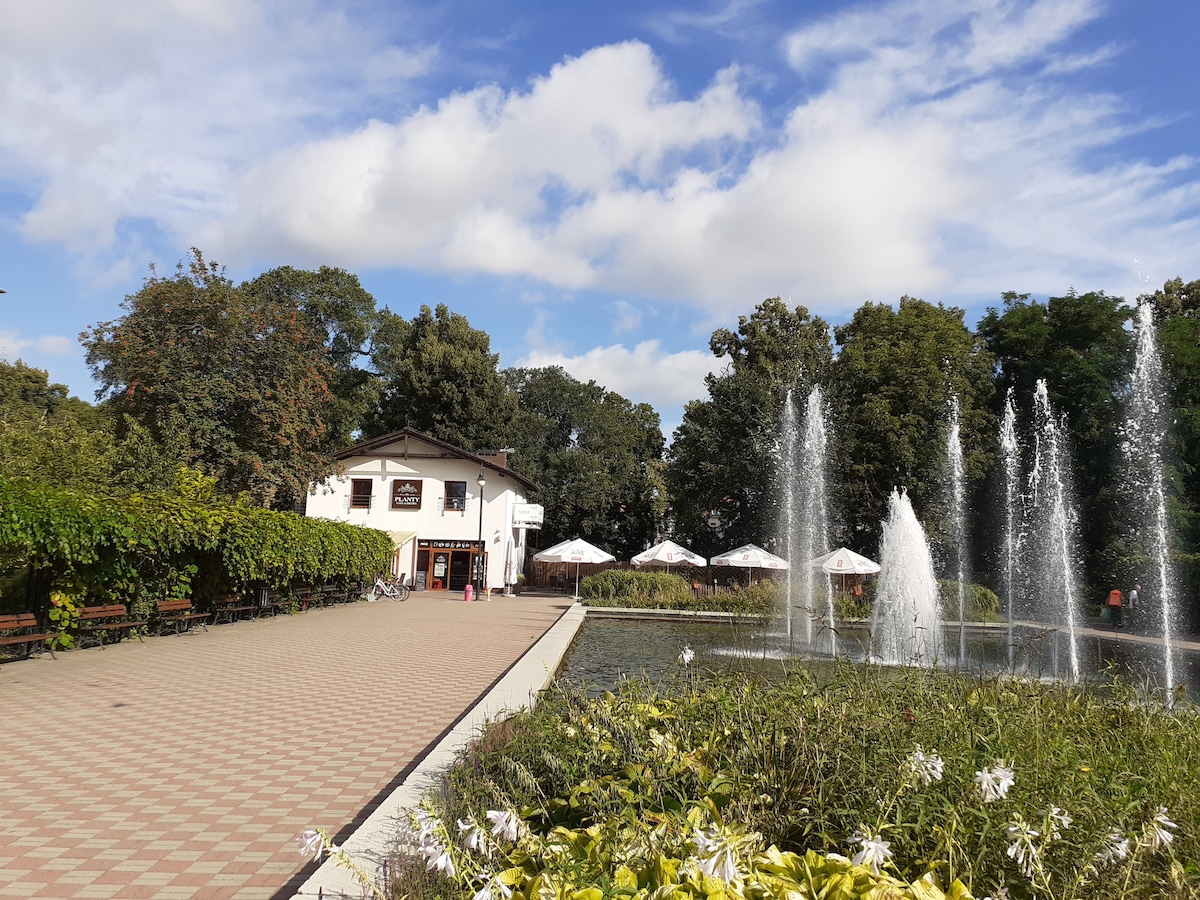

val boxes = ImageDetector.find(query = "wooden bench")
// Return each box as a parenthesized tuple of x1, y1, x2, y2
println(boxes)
(0, 613, 56, 660)
(212, 593, 257, 624)
(75, 604, 147, 648)
(154, 598, 211, 636)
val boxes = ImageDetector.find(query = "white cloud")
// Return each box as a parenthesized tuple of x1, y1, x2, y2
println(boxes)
(0, 0, 434, 252)
(612, 301, 644, 334)
(0, 330, 75, 359)
(5, 0, 1200, 325)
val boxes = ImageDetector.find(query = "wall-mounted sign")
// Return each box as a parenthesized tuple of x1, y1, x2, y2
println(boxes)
(391, 478, 423, 510)
(418, 539, 484, 551)
(512, 503, 544, 528)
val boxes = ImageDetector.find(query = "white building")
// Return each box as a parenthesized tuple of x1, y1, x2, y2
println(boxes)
(305, 428, 542, 593)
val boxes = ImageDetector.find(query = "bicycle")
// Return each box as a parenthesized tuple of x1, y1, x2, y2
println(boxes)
(366, 575, 410, 602)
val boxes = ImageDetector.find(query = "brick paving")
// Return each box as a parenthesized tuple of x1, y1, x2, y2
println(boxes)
(0, 592, 572, 900)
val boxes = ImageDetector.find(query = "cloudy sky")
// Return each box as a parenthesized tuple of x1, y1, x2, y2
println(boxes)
(2, 0, 1198, 435)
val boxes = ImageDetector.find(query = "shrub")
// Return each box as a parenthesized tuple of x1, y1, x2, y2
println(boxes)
(938, 580, 1002, 621)
(580, 569, 776, 616)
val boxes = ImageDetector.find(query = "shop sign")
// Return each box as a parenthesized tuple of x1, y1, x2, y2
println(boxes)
(418, 539, 484, 550)
(512, 503, 544, 527)
(391, 479, 423, 509)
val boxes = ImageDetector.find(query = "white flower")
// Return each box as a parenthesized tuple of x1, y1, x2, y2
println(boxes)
(296, 829, 322, 860)
(905, 746, 945, 787)
(458, 817, 488, 855)
(413, 808, 441, 841)
(1042, 806, 1072, 842)
(473, 873, 513, 900)
(1145, 807, 1177, 853)
(692, 828, 740, 885)
(679, 645, 695, 666)
(1005, 817, 1041, 879)
(486, 809, 521, 843)
(975, 763, 1015, 803)
(1095, 831, 1130, 866)
(426, 845, 456, 877)
(847, 828, 892, 874)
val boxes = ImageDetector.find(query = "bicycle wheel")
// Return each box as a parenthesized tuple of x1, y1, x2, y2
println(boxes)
(392, 585, 409, 601)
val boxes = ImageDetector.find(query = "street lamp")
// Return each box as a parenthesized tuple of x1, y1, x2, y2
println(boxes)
(475, 467, 487, 594)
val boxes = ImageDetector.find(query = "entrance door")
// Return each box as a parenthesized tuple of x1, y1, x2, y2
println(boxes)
(448, 552, 471, 591)
(431, 552, 449, 590)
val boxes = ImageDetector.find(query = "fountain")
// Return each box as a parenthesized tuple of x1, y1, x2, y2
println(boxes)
(999, 391, 1022, 666)
(1029, 380, 1082, 681)
(946, 395, 967, 665)
(778, 390, 801, 642)
(1124, 300, 1179, 693)
(801, 386, 835, 655)
(872, 489, 945, 665)
(778, 386, 834, 650)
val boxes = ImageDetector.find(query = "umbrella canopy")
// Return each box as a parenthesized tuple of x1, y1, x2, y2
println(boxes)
(710, 544, 789, 570)
(534, 538, 615, 565)
(809, 547, 881, 575)
(534, 538, 615, 598)
(631, 540, 707, 569)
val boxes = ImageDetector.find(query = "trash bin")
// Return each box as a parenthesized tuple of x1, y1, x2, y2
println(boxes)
(464, 584, 474, 602)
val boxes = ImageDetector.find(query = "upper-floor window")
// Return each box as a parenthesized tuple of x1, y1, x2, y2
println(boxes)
(350, 478, 373, 509)
(444, 481, 467, 510)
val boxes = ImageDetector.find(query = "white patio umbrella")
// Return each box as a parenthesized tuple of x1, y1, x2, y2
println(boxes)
(809, 547, 881, 575)
(631, 539, 707, 572)
(533, 538, 615, 598)
(710, 543, 789, 584)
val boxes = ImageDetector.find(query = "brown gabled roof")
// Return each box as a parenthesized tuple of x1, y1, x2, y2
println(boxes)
(332, 427, 538, 493)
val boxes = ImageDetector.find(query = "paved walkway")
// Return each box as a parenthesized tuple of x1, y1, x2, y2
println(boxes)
(0, 592, 573, 900)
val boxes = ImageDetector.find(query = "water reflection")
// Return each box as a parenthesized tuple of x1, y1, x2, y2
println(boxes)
(556, 617, 1200, 701)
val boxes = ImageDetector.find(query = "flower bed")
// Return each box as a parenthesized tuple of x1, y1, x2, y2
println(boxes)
(358, 662, 1198, 899)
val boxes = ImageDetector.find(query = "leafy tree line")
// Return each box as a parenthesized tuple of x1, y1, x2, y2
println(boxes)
(5, 248, 1197, 612)
(668, 286, 1200, 622)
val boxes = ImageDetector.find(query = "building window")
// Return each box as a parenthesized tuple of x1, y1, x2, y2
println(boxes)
(444, 481, 467, 510)
(350, 479, 373, 509)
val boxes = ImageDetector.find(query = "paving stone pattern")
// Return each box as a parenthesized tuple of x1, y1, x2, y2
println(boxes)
(0, 593, 571, 900)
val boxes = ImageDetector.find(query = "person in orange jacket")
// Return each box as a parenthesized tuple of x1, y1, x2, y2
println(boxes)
(1107, 588, 1123, 628)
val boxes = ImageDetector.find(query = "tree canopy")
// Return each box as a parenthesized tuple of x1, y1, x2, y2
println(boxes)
(667, 299, 833, 555)
(503, 366, 664, 559)
(365, 303, 517, 451)
(81, 250, 346, 507)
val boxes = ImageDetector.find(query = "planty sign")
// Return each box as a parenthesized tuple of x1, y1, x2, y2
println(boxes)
(391, 479, 423, 510)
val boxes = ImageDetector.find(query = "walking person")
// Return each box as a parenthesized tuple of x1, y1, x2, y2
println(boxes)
(1128, 584, 1139, 628)
(1107, 588, 1124, 628)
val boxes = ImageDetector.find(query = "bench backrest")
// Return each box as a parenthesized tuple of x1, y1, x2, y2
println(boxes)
(0, 613, 39, 630)
(80, 604, 129, 619)
(156, 599, 193, 613)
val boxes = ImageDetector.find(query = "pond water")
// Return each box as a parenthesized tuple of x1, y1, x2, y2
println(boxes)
(556, 616, 1200, 701)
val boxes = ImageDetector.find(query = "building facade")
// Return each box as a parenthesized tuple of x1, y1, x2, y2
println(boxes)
(305, 429, 541, 593)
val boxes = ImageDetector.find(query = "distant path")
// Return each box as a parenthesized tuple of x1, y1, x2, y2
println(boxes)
(0, 592, 571, 899)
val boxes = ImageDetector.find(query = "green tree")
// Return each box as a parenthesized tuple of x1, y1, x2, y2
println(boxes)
(666, 298, 834, 555)
(978, 289, 1132, 587)
(0, 359, 179, 494)
(81, 250, 343, 507)
(241, 265, 381, 446)
(365, 304, 517, 450)
(504, 366, 664, 559)
(830, 297, 995, 547)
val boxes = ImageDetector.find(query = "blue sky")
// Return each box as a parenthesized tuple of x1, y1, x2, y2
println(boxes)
(2, 0, 1198, 436)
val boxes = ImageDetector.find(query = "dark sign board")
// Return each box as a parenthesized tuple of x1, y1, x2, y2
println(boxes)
(391, 479, 423, 509)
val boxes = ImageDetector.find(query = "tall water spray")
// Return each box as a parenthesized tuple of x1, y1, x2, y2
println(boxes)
(779, 390, 802, 641)
(1030, 380, 1081, 681)
(872, 489, 945, 665)
(947, 395, 967, 664)
(800, 386, 834, 654)
(999, 392, 1021, 666)
(1125, 301, 1178, 693)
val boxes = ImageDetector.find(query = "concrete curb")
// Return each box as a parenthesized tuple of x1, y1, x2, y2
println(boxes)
(290, 602, 587, 899)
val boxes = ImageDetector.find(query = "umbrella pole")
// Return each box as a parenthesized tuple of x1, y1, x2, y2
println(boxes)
(574, 563, 580, 599)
